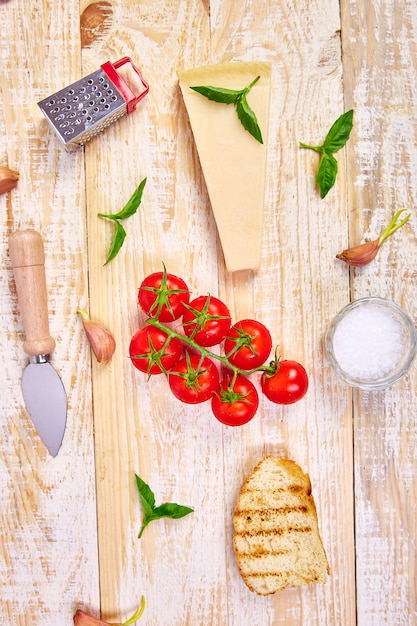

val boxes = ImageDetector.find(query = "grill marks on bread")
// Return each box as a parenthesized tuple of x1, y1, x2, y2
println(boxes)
(233, 457, 330, 595)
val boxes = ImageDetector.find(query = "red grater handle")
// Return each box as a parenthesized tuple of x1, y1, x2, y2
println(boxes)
(101, 57, 149, 114)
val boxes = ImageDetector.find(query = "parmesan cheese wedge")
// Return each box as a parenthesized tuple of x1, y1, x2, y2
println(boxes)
(178, 62, 272, 272)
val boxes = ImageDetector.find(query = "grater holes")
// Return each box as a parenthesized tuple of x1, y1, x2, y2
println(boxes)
(67, 89, 75, 96)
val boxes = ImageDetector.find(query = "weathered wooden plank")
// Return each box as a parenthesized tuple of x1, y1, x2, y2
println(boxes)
(81, 0, 223, 623)
(341, 0, 417, 623)
(212, 0, 356, 624)
(0, 1, 99, 625)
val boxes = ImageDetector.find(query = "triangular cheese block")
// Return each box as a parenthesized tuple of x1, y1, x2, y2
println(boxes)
(178, 62, 272, 272)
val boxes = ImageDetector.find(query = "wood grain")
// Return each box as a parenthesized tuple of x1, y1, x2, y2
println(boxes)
(0, 1, 99, 625)
(341, 1, 417, 622)
(0, 0, 416, 624)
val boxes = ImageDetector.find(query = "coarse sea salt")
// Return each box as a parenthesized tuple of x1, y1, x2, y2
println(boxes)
(332, 305, 405, 380)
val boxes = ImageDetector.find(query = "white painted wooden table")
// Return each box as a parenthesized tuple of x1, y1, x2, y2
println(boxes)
(1, 1, 416, 624)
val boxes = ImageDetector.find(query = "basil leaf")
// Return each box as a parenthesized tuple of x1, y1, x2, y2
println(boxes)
(153, 503, 194, 519)
(98, 177, 147, 221)
(236, 95, 263, 144)
(317, 151, 338, 198)
(300, 110, 353, 198)
(322, 109, 354, 153)
(190, 76, 264, 142)
(135, 473, 194, 538)
(135, 474, 155, 514)
(190, 85, 240, 104)
(103, 220, 126, 265)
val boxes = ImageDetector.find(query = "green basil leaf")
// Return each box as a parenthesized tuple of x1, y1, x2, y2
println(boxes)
(135, 474, 155, 515)
(98, 177, 147, 221)
(153, 502, 194, 519)
(322, 109, 354, 153)
(236, 95, 263, 144)
(104, 220, 126, 265)
(317, 151, 338, 198)
(135, 474, 194, 538)
(190, 85, 240, 104)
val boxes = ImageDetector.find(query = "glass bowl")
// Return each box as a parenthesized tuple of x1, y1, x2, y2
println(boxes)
(325, 297, 417, 390)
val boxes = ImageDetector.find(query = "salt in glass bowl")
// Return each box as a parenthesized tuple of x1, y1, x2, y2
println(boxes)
(325, 297, 417, 390)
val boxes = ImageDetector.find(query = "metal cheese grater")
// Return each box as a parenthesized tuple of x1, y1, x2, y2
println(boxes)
(38, 57, 149, 150)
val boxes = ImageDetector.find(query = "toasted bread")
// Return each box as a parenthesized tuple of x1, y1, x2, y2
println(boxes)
(233, 456, 330, 595)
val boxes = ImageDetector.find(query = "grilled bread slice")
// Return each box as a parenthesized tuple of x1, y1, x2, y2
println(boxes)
(233, 456, 330, 595)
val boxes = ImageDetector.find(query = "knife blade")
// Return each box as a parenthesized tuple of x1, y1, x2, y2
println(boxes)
(9, 229, 67, 456)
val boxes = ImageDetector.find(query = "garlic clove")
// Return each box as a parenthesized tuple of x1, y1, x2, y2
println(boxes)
(74, 598, 145, 625)
(74, 610, 116, 625)
(77, 307, 116, 365)
(0, 165, 19, 195)
(336, 240, 380, 267)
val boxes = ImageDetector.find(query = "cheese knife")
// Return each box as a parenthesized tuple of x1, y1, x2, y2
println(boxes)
(9, 229, 67, 456)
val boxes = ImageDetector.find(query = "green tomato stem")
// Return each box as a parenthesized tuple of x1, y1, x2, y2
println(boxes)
(146, 317, 275, 378)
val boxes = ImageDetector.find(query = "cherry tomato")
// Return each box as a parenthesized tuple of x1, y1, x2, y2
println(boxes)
(168, 353, 219, 404)
(129, 325, 182, 375)
(138, 269, 190, 322)
(182, 295, 231, 347)
(224, 319, 272, 370)
(261, 359, 308, 404)
(211, 375, 259, 426)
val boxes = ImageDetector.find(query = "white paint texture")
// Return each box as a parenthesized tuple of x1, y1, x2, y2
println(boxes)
(1, 0, 416, 624)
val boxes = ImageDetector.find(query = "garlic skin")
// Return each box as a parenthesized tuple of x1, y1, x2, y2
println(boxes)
(74, 610, 116, 626)
(74, 598, 145, 625)
(336, 240, 379, 267)
(0, 165, 19, 195)
(77, 307, 116, 365)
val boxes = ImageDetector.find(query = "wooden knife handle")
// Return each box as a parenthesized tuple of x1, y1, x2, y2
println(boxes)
(9, 229, 56, 357)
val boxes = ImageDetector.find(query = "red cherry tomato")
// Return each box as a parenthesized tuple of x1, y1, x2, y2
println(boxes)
(168, 353, 219, 404)
(224, 319, 272, 370)
(182, 295, 231, 347)
(211, 375, 259, 426)
(138, 269, 190, 322)
(261, 359, 308, 404)
(129, 325, 182, 375)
